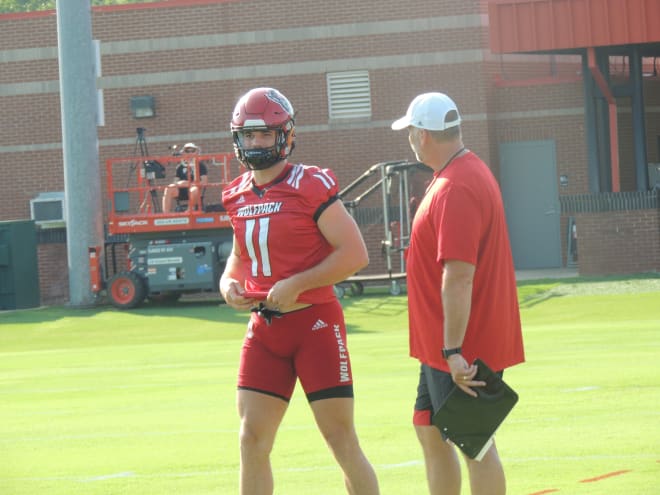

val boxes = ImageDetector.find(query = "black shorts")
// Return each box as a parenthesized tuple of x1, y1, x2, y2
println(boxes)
(177, 187, 190, 200)
(413, 363, 503, 431)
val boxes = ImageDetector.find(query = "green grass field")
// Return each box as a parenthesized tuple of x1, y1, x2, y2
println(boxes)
(1, 275, 659, 494)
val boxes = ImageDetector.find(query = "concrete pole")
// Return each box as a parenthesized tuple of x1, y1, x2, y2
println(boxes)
(56, 0, 104, 307)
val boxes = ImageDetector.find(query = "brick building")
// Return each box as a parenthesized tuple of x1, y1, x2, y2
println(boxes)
(0, 0, 658, 306)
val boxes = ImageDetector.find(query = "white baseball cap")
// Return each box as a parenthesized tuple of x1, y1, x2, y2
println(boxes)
(391, 92, 461, 131)
(182, 142, 200, 152)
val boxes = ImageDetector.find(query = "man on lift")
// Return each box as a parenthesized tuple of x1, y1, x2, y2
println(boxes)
(162, 142, 208, 212)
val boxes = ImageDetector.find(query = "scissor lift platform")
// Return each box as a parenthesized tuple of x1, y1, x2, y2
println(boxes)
(91, 148, 237, 308)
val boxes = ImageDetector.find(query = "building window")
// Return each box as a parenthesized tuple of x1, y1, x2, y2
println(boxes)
(326, 71, 371, 120)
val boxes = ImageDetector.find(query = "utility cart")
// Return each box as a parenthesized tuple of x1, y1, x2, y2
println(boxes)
(337, 160, 429, 297)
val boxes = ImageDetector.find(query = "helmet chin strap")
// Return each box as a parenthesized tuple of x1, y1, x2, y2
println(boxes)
(244, 161, 278, 171)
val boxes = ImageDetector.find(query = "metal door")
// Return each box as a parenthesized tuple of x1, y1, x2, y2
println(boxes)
(499, 140, 562, 269)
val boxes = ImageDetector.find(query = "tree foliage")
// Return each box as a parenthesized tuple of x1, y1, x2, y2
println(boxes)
(0, 0, 159, 13)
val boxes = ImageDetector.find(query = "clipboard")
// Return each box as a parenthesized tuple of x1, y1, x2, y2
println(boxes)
(432, 358, 519, 461)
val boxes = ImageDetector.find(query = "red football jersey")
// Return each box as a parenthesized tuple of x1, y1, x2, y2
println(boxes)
(222, 162, 339, 304)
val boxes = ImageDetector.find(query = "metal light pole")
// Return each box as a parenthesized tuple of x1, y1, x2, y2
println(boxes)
(56, 0, 104, 307)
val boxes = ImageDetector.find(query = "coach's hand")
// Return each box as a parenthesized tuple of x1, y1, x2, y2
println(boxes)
(447, 354, 484, 398)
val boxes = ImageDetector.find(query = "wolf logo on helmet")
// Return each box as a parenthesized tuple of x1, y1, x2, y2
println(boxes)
(231, 87, 296, 171)
(265, 88, 294, 116)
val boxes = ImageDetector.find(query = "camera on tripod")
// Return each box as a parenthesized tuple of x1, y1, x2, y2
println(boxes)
(143, 159, 166, 179)
(135, 128, 166, 179)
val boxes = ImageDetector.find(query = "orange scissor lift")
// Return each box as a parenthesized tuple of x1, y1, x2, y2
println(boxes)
(90, 149, 236, 309)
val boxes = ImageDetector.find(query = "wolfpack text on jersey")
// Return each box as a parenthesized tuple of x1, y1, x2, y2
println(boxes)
(236, 202, 283, 217)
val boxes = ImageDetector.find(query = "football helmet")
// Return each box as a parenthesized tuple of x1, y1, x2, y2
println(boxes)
(231, 87, 296, 170)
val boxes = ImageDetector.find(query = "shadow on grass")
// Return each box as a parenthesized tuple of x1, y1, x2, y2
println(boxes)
(0, 299, 240, 326)
(518, 288, 564, 309)
(516, 272, 660, 308)
(0, 294, 404, 332)
(3, 273, 656, 325)
(516, 272, 659, 287)
(340, 289, 409, 334)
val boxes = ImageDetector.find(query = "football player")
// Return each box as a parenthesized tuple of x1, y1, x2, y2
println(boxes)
(220, 87, 380, 495)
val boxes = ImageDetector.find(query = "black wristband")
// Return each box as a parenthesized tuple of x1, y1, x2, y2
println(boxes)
(442, 347, 462, 359)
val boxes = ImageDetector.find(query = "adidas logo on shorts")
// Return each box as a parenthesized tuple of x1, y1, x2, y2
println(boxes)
(311, 319, 328, 331)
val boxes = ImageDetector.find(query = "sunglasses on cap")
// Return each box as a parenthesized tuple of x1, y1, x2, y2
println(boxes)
(183, 147, 198, 153)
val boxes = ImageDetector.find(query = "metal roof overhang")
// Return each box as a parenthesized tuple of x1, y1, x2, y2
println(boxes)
(488, 0, 660, 57)
(488, 0, 660, 193)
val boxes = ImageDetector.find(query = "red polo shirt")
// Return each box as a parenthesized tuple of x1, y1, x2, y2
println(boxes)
(406, 151, 524, 371)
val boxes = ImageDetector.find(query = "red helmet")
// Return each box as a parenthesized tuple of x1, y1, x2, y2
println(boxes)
(231, 87, 296, 170)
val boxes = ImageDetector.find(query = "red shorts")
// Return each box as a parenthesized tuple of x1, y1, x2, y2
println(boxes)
(237, 299, 354, 402)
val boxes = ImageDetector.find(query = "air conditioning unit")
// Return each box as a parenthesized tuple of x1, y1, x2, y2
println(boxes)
(30, 192, 66, 228)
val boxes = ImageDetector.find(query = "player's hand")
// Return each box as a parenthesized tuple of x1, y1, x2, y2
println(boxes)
(265, 278, 302, 311)
(447, 354, 485, 398)
(221, 280, 258, 310)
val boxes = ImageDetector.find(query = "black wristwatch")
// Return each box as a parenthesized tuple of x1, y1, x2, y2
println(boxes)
(442, 347, 462, 359)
